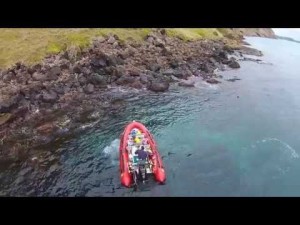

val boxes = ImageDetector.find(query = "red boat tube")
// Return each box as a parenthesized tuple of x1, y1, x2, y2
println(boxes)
(119, 121, 166, 187)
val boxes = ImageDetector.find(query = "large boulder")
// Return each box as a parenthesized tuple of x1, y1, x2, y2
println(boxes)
(72, 64, 82, 74)
(218, 50, 228, 60)
(84, 84, 95, 94)
(228, 58, 240, 68)
(15, 72, 31, 84)
(130, 80, 143, 89)
(27, 67, 36, 75)
(91, 57, 107, 68)
(90, 54, 108, 68)
(178, 80, 195, 87)
(169, 70, 189, 80)
(32, 72, 48, 81)
(118, 50, 130, 60)
(112, 65, 126, 78)
(65, 46, 82, 61)
(107, 75, 119, 84)
(32, 66, 60, 81)
(32, 64, 42, 73)
(15, 62, 25, 70)
(162, 69, 174, 76)
(148, 80, 169, 92)
(78, 74, 87, 86)
(88, 73, 108, 86)
(161, 47, 172, 56)
(2, 72, 15, 82)
(159, 29, 166, 35)
(199, 63, 213, 73)
(193, 71, 202, 77)
(239, 46, 263, 57)
(146, 35, 155, 44)
(36, 122, 59, 135)
(147, 63, 161, 72)
(213, 50, 228, 63)
(107, 55, 117, 67)
(48, 66, 61, 77)
(20, 84, 42, 98)
(154, 38, 165, 48)
(139, 74, 149, 84)
(169, 60, 179, 69)
(81, 67, 92, 76)
(209, 58, 225, 71)
(116, 75, 135, 85)
(92, 37, 106, 48)
(107, 36, 116, 44)
(128, 67, 141, 76)
(52, 84, 65, 95)
(0, 94, 21, 113)
(0, 113, 12, 126)
(41, 90, 58, 103)
(59, 59, 70, 70)
(206, 78, 221, 84)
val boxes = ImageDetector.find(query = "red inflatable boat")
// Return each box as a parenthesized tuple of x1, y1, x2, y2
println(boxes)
(119, 121, 166, 187)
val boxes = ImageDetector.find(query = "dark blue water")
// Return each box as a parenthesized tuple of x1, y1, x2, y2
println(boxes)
(6, 37, 300, 196)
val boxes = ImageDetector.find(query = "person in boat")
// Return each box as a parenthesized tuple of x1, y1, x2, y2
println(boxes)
(134, 146, 151, 183)
(135, 145, 149, 161)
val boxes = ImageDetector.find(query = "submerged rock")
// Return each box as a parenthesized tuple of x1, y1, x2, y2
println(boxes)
(206, 78, 221, 84)
(228, 58, 240, 68)
(178, 80, 195, 87)
(148, 80, 169, 92)
(227, 77, 241, 82)
(238, 46, 263, 57)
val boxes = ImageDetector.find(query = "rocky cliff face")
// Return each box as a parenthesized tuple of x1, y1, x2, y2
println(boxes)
(0, 29, 265, 163)
(232, 28, 276, 38)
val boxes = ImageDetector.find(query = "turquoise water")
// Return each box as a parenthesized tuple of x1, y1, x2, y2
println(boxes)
(8, 37, 300, 196)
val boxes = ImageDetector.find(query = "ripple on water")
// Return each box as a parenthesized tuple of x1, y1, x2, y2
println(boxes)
(239, 137, 300, 196)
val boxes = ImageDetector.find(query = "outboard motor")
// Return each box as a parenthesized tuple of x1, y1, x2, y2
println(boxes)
(131, 158, 151, 191)
(138, 160, 147, 183)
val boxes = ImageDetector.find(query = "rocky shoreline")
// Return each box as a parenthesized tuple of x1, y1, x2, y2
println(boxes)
(0, 29, 264, 170)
